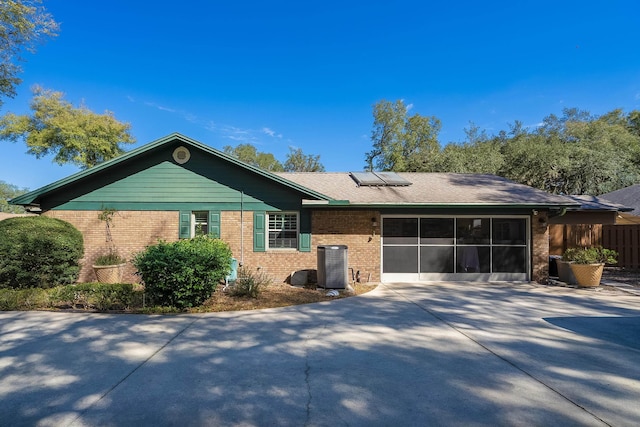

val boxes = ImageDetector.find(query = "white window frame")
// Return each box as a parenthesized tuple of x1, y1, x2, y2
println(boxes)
(267, 212, 299, 250)
(191, 211, 209, 237)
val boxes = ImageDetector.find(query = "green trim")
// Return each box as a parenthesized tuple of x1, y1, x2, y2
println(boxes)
(209, 211, 221, 238)
(48, 201, 289, 211)
(179, 211, 190, 239)
(253, 211, 266, 252)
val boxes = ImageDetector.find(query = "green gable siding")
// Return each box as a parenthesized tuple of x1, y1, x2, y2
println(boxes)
(42, 143, 310, 212)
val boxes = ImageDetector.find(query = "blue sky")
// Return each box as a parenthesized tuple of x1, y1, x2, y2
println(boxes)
(1, 0, 640, 190)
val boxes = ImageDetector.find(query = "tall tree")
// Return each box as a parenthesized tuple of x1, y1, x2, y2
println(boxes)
(284, 147, 325, 172)
(365, 99, 441, 171)
(0, 0, 59, 107)
(499, 108, 640, 195)
(0, 180, 28, 213)
(0, 85, 135, 169)
(223, 143, 284, 171)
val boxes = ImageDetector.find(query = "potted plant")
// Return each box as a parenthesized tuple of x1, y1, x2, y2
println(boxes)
(562, 246, 618, 287)
(93, 208, 127, 283)
(93, 249, 127, 283)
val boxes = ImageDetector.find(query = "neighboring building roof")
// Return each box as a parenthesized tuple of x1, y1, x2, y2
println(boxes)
(0, 212, 36, 221)
(563, 195, 633, 212)
(277, 172, 578, 208)
(599, 184, 640, 216)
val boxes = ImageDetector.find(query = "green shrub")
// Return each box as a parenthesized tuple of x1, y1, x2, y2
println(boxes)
(563, 246, 618, 265)
(228, 266, 272, 298)
(0, 287, 51, 310)
(52, 283, 137, 310)
(0, 216, 84, 289)
(94, 249, 127, 266)
(133, 236, 232, 308)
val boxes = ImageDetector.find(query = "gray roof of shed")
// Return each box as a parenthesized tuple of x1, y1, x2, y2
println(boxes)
(276, 172, 578, 208)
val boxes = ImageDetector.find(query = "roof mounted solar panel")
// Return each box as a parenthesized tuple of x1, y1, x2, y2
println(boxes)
(350, 172, 385, 186)
(375, 172, 412, 186)
(350, 172, 412, 187)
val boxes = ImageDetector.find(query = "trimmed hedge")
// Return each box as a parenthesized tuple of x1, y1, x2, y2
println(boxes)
(0, 283, 141, 311)
(0, 216, 84, 288)
(133, 236, 232, 308)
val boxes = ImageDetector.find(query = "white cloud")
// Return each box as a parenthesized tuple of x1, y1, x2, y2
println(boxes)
(262, 127, 282, 138)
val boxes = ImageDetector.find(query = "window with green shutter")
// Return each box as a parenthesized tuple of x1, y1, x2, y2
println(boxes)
(179, 210, 221, 239)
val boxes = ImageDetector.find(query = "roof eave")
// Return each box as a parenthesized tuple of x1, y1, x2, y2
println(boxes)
(303, 201, 581, 209)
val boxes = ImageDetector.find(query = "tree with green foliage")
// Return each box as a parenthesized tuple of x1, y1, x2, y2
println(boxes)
(284, 147, 325, 172)
(0, 85, 136, 168)
(223, 143, 284, 172)
(365, 99, 441, 171)
(0, 0, 59, 107)
(0, 180, 28, 213)
(499, 108, 640, 195)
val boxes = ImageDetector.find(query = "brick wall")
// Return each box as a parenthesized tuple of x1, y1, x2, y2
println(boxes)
(221, 210, 380, 284)
(45, 209, 546, 284)
(45, 209, 380, 285)
(45, 210, 179, 283)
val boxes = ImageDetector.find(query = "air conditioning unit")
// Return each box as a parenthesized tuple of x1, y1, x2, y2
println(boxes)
(317, 245, 348, 289)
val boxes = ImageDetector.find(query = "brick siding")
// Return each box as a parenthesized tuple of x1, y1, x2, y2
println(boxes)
(45, 210, 179, 283)
(46, 209, 547, 284)
(532, 211, 550, 283)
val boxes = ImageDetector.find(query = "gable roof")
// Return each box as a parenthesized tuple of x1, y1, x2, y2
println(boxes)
(277, 172, 579, 209)
(11, 133, 332, 207)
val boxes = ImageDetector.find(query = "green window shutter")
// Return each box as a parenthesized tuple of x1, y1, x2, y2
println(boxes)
(179, 211, 191, 239)
(299, 232, 311, 252)
(299, 210, 311, 252)
(209, 211, 221, 238)
(253, 211, 266, 252)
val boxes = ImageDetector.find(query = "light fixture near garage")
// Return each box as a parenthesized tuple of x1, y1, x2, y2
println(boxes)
(172, 146, 191, 164)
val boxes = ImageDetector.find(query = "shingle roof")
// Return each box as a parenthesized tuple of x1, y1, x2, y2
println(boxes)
(276, 172, 578, 208)
(564, 195, 633, 212)
(599, 184, 640, 216)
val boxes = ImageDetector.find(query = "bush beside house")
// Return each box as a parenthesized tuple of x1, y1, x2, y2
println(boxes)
(0, 216, 84, 288)
(133, 236, 232, 309)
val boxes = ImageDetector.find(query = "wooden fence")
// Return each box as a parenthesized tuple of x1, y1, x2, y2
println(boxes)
(603, 225, 640, 269)
(550, 223, 640, 268)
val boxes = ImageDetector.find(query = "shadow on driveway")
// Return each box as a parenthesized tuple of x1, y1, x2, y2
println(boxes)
(1, 282, 639, 426)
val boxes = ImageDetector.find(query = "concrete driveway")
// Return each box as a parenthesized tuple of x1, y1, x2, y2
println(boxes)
(1, 282, 639, 426)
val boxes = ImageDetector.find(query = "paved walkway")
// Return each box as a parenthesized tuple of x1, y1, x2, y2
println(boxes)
(1, 282, 639, 426)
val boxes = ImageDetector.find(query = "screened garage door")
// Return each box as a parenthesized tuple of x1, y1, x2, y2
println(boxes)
(381, 216, 530, 282)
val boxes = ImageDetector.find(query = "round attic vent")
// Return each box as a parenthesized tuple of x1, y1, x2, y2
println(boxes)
(172, 146, 191, 164)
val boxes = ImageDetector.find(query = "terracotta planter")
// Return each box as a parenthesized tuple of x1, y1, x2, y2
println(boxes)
(569, 263, 604, 288)
(556, 260, 577, 285)
(93, 263, 126, 284)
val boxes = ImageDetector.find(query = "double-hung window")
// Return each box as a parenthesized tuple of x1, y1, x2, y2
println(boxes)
(192, 211, 209, 236)
(268, 212, 298, 249)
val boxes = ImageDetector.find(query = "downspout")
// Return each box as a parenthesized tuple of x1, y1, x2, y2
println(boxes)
(240, 190, 244, 267)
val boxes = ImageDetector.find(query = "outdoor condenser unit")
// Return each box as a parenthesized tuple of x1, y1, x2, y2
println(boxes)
(317, 245, 348, 289)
